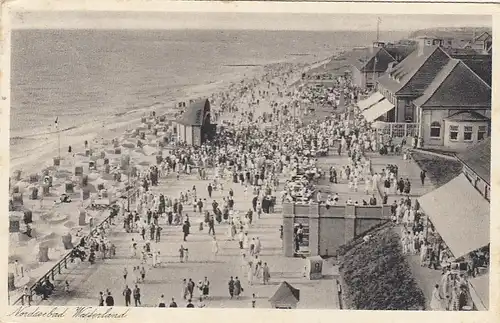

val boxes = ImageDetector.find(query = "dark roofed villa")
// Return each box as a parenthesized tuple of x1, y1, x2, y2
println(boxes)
(358, 38, 491, 151)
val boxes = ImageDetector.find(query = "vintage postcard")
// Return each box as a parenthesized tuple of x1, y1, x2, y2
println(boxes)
(0, 1, 498, 323)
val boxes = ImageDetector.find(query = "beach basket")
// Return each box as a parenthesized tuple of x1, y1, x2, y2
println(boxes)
(120, 155, 130, 170)
(29, 186, 38, 200)
(85, 149, 91, 157)
(114, 172, 122, 182)
(42, 184, 50, 196)
(159, 116, 166, 122)
(140, 132, 146, 140)
(23, 210, 33, 224)
(156, 155, 163, 165)
(141, 117, 147, 123)
(114, 147, 122, 154)
(38, 245, 49, 262)
(12, 193, 23, 207)
(147, 123, 152, 130)
(62, 233, 73, 250)
(104, 158, 109, 165)
(100, 151, 106, 159)
(130, 166, 138, 177)
(12, 186, 19, 194)
(74, 166, 84, 177)
(29, 173, 39, 184)
(42, 169, 50, 177)
(97, 183, 105, 191)
(137, 140, 143, 148)
(113, 140, 120, 148)
(104, 164, 110, 174)
(101, 190, 108, 198)
(14, 170, 22, 181)
(79, 210, 86, 226)
(152, 128, 158, 136)
(8, 273, 15, 291)
(53, 157, 61, 166)
(80, 175, 89, 187)
(81, 187, 90, 200)
(65, 181, 74, 193)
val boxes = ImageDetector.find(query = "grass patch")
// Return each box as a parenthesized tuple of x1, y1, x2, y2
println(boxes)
(338, 223, 426, 310)
(412, 152, 463, 187)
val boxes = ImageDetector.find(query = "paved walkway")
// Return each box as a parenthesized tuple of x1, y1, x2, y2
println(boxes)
(40, 68, 339, 309)
(369, 152, 442, 309)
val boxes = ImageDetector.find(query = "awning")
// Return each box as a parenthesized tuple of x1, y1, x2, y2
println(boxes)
(468, 274, 489, 310)
(357, 92, 384, 111)
(361, 99, 395, 122)
(418, 173, 490, 258)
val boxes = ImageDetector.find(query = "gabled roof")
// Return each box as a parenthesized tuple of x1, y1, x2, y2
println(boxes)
(350, 47, 396, 73)
(452, 55, 492, 86)
(456, 137, 491, 185)
(473, 31, 492, 42)
(269, 281, 300, 305)
(177, 99, 210, 126)
(445, 111, 490, 122)
(377, 46, 451, 96)
(413, 59, 491, 109)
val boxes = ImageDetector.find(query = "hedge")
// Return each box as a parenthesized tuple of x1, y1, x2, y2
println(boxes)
(338, 223, 426, 310)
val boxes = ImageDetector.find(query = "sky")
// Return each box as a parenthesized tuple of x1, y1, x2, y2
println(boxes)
(11, 11, 492, 31)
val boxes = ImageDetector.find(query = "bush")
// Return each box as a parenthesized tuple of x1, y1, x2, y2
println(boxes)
(339, 223, 426, 310)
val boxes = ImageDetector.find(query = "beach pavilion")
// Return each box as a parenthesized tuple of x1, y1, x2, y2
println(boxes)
(175, 99, 216, 146)
(417, 139, 490, 310)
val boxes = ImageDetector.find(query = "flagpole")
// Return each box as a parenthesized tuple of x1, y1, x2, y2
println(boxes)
(55, 117, 60, 159)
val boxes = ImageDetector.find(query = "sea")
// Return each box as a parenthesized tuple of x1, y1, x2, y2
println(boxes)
(10, 29, 406, 142)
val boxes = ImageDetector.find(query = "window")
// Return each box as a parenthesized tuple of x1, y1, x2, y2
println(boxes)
(464, 126, 473, 141)
(478, 125, 487, 140)
(449, 125, 459, 141)
(430, 122, 441, 138)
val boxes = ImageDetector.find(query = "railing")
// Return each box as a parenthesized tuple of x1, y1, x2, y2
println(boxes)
(11, 186, 140, 306)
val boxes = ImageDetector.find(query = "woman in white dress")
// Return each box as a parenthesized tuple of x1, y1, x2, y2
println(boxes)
(211, 237, 219, 260)
(430, 284, 444, 310)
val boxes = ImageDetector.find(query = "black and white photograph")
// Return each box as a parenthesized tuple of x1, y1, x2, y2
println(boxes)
(3, 2, 494, 315)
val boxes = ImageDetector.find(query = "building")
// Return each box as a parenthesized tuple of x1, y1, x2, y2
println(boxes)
(364, 41, 491, 150)
(411, 58, 491, 150)
(350, 43, 399, 90)
(418, 139, 490, 310)
(175, 99, 216, 146)
(463, 31, 492, 54)
(455, 137, 491, 201)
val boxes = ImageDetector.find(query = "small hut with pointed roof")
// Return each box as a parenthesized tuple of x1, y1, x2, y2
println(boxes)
(175, 99, 215, 146)
(269, 281, 300, 309)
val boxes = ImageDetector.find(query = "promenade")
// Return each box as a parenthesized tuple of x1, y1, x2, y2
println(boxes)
(39, 67, 340, 309)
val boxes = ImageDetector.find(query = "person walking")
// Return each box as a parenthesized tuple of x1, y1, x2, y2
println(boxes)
(420, 170, 426, 186)
(98, 291, 104, 306)
(187, 278, 195, 300)
(430, 284, 444, 310)
(140, 266, 146, 283)
(228, 276, 235, 299)
(262, 262, 271, 285)
(211, 236, 219, 260)
(182, 221, 190, 241)
(202, 277, 210, 299)
(234, 277, 243, 300)
(123, 285, 132, 307)
(208, 184, 213, 199)
(123, 267, 128, 282)
(133, 285, 141, 307)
